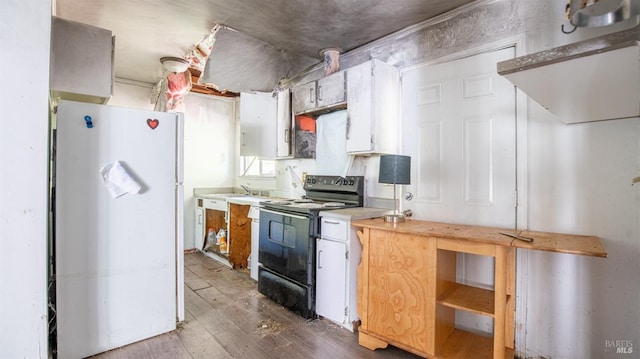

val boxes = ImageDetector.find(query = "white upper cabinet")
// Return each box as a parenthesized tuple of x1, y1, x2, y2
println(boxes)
(50, 16, 114, 104)
(346, 59, 400, 154)
(316, 71, 346, 109)
(240, 92, 277, 157)
(292, 71, 346, 115)
(292, 81, 317, 114)
(276, 89, 292, 158)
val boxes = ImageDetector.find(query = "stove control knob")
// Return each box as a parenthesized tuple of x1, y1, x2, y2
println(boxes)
(348, 179, 355, 185)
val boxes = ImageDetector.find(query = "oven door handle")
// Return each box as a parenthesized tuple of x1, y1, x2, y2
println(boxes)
(259, 208, 310, 220)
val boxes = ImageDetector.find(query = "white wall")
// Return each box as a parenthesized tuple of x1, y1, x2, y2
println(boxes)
(520, 103, 640, 359)
(111, 81, 236, 250)
(181, 94, 236, 249)
(0, 0, 51, 357)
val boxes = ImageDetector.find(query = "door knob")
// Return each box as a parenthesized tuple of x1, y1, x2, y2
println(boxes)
(404, 192, 413, 201)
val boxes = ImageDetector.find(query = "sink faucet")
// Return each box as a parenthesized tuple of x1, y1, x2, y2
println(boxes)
(241, 184, 251, 194)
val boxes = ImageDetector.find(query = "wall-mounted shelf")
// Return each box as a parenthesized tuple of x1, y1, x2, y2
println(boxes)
(497, 25, 640, 124)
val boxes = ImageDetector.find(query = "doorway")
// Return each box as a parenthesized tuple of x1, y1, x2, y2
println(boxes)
(401, 46, 518, 335)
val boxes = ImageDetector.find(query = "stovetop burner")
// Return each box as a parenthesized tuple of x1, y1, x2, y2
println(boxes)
(261, 175, 364, 215)
(262, 199, 348, 211)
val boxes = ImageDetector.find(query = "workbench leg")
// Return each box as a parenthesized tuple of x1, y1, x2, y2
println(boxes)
(359, 331, 389, 351)
(505, 247, 516, 349)
(494, 245, 507, 359)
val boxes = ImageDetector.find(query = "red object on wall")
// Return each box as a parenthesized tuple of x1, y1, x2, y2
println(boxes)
(294, 115, 316, 158)
(296, 115, 316, 133)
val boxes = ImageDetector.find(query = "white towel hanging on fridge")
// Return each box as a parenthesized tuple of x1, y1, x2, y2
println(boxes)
(100, 161, 142, 198)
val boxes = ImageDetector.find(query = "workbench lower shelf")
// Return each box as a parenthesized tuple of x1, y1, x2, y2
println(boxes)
(437, 283, 497, 317)
(438, 329, 515, 359)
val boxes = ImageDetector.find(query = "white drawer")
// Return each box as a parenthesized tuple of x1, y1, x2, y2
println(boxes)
(320, 217, 348, 240)
(202, 198, 227, 211)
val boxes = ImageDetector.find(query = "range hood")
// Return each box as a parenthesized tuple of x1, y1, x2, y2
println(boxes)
(497, 24, 640, 124)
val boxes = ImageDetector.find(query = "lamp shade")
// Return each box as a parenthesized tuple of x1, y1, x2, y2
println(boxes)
(379, 155, 411, 185)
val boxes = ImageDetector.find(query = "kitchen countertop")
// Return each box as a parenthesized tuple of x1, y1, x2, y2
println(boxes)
(319, 207, 391, 221)
(195, 193, 269, 205)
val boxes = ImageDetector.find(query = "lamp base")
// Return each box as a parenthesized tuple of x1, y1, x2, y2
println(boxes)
(384, 214, 405, 223)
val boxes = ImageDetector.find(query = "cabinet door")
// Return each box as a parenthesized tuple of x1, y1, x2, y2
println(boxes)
(228, 203, 251, 269)
(317, 71, 346, 108)
(316, 238, 347, 324)
(240, 92, 277, 157)
(367, 231, 429, 352)
(346, 62, 373, 153)
(50, 17, 114, 103)
(292, 81, 316, 114)
(194, 206, 205, 251)
(346, 60, 399, 154)
(276, 89, 292, 157)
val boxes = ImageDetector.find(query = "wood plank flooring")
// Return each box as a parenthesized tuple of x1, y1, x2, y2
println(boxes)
(90, 251, 421, 359)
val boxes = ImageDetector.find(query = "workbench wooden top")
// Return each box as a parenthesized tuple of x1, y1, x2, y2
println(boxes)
(351, 218, 607, 258)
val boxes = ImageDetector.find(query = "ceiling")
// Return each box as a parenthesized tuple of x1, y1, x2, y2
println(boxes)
(54, 0, 476, 87)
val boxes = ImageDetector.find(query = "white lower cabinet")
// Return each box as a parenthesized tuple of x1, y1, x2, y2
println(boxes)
(316, 216, 361, 332)
(316, 238, 347, 324)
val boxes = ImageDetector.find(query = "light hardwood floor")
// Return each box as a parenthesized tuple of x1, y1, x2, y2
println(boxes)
(90, 251, 420, 359)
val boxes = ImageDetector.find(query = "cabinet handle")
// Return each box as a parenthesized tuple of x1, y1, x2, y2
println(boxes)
(198, 213, 202, 225)
(309, 88, 314, 104)
(318, 249, 323, 269)
(241, 132, 246, 146)
(346, 117, 351, 140)
(324, 220, 340, 225)
(317, 85, 323, 102)
(284, 128, 289, 143)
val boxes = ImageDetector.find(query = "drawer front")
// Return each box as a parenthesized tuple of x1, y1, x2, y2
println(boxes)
(320, 217, 348, 240)
(202, 198, 227, 211)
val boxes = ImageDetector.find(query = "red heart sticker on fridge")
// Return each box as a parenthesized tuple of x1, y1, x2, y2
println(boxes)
(147, 119, 159, 129)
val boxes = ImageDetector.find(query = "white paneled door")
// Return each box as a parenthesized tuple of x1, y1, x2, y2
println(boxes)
(401, 47, 517, 335)
(401, 47, 517, 229)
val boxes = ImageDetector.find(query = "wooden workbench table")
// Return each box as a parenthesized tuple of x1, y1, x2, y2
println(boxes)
(352, 218, 606, 359)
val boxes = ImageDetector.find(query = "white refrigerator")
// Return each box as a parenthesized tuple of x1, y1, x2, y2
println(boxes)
(54, 100, 184, 358)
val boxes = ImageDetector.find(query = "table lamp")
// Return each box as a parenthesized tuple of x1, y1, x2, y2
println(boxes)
(378, 154, 411, 223)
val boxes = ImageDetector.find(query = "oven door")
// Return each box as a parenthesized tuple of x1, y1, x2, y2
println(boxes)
(258, 208, 314, 285)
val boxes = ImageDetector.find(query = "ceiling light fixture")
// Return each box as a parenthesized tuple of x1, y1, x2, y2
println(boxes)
(160, 56, 190, 73)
